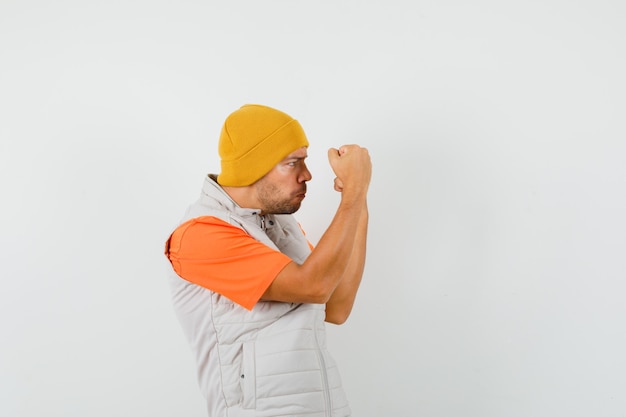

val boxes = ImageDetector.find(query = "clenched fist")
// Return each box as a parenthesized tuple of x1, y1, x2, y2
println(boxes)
(327, 145, 371, 200)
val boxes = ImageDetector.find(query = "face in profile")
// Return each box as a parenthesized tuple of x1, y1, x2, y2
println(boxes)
(253, 147, 312, 214)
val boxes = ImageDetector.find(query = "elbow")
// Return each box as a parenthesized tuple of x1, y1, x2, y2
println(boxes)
(325, 292, 359, 324)
(324, 307, 351, 325)
(324, 300, 354, 325)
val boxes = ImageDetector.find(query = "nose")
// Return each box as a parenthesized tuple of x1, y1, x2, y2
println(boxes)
(299, 163, 312, 183)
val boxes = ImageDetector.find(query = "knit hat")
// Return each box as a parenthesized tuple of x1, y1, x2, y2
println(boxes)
(217, 104, 309, 186)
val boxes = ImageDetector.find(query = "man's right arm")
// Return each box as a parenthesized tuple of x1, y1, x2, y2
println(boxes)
(261, 144, 371, 313)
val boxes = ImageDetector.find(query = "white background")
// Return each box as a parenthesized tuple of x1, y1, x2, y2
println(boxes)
(1, 1, 625, 416)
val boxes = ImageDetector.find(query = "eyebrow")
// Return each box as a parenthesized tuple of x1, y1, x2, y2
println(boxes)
(285, 155, 307, 161)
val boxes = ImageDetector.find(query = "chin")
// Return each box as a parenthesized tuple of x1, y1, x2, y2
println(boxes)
(284, 204, 301, 215)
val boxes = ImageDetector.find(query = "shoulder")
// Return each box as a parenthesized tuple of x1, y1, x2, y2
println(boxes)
(167, 216, 248, 255)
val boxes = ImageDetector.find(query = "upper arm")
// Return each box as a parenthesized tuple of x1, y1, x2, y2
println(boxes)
(165, 216, 292, 310)
(261, 256, 333, 305)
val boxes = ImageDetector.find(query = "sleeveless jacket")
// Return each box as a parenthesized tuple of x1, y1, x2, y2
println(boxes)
(166, 175, 351, 417)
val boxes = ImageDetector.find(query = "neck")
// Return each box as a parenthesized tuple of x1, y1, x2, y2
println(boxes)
(221, 185, 261, 212)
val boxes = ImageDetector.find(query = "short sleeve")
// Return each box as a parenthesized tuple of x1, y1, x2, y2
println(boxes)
(165, 216, 293, 310)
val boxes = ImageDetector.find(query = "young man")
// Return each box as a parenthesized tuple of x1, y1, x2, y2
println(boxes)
(164, 104, 371, 416)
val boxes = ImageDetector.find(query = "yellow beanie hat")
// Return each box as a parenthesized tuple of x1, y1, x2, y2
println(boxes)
(217, 104, 309, 186)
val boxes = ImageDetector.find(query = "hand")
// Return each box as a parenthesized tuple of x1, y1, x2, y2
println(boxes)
(327, 145, 371, 198)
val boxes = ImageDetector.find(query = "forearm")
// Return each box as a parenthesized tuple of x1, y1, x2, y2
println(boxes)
(261, 144, 371, 305)
(262, 192, 367, 304)
(324, 206, 368, 324)
(298, 194, 367, 300)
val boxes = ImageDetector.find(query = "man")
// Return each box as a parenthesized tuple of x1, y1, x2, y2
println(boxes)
(164, 104, 371, 416)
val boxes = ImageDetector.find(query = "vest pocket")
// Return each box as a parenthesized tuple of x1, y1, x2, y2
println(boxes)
(241, 341, 256, 409)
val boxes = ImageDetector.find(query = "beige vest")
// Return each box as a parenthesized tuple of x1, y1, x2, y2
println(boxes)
(167, 175, 351, 417)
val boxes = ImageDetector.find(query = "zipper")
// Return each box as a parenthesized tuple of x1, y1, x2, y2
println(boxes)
(241, 341, 256, 409)
(314, 325, 332, 416)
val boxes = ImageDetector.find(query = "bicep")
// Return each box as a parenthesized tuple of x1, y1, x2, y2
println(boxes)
(167, 216, 292, 310)
(261, 257, 330, 305)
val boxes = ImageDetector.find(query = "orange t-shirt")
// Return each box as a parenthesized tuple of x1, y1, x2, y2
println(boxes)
(165, 216, 294, 310)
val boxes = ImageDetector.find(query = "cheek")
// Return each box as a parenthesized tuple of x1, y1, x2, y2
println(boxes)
(274, 165, 292, 175)
(275, 165, 301, 181)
